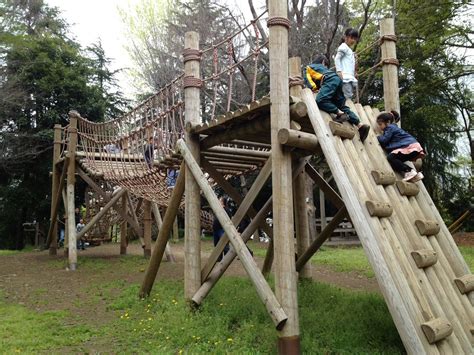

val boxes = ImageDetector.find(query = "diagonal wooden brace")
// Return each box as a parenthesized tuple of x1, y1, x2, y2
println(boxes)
(46, 158, 68, 248)
(139, 164, 185, 297)
(178, 139, 288, 329)
(201, 158, 273, 280)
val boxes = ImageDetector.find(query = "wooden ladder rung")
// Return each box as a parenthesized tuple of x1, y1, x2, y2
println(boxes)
(396, 180, 420, 196)
(328, 121, 356, 139)
(454, 274, 474, 295)
(415, 220, 440, 236)
(421, 318, 453, 344)
(411, 249, 438, 268)
(371, 170, 396, 185)
(365, 200, 393, 218)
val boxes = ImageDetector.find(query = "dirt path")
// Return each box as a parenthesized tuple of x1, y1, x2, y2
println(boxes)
(0, 241, 379, 321)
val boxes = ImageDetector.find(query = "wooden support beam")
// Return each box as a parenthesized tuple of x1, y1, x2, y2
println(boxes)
(296, 206, 348, 272)
(48, 124, 62, 255)
(200, 157, 272, 281)
(76, 189, 127, 240)
(66, 111, 79, 270)
(139, 166, 185, 297)
(305, 164, 344, 208)
(126, 194, 144, 245)
(183, 31, 202, 300)
(269, 1, 299, 349)
(178, 139, 288, 329)
(380, 18, 400, 116)
(277, 128, 321, 154)
(193, 196, 273, 304)
(205, 146, 270, 158)
(62, 188, 68, 257)
(46, 157, 68, 248)
(120, 193, 128, 255)
(151, 202, 175, 263)
(77, 166, 109, 200)
(143, 200, 152, 258)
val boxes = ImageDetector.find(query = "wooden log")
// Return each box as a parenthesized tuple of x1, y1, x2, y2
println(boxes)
(454, 275, 474, 295)
(296, 206, 348, 272)
(357, 104, 473, 351)
(277, 128, 321, 154)
(45, 157, 68, 248)
(140, 165, 185, 297)
(380, 18, 400, 116)
(143, 200, 152, 258)
(294, 159, 311, 278)
(151, 202, 175, 263)
(62, 188, 68, 257)
(76, 189, 126, 240)
(396, 180, 420, 196)
(366, 200, 393, 217)
(193, 196, 273, 304)
(66, 111, 79, 270)
(415, 220, 440, 236)
(205, 146, 270, 158)
(178, 139, 288, 329)
(269, 1, 300, 349)
(302, 89, 429, 353)
(305, 164, 344, 209)
(120, 193, 128, 255)
(77, 166, 109, 200)
(371, 170, 396, 186)
(48, 124, 62, 255)
(411, 249, 438, 269)
(200, 158, 272, 281)
(421, 318, 454, 344)
(200, 117, 270, 150)
(328, 121, 356, 139)
(182, 32, 202, 300)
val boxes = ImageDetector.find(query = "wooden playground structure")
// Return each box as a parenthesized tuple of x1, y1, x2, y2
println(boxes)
(47, 0, 473, 353)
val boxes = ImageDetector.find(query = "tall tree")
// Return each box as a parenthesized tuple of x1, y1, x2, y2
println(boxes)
(0, 0, 126, 249)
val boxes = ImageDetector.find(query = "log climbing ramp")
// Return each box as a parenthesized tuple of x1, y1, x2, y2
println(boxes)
(47, 0, 473, 353)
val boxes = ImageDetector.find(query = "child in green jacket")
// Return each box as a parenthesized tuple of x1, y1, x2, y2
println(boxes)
(304, 55, 370, 143)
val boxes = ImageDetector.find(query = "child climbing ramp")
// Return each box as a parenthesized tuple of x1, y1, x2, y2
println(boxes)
(304, 54, 370, 142)
(376, 111, 425, 182)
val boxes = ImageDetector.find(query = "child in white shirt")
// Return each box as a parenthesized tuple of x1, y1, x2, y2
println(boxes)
(335, 28, 359, 100)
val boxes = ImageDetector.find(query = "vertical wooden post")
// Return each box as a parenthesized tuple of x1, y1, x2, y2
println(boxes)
(62, 188, 68, 257)
(120, 193, 128, 255)
(183, 31, 202, 300)
(380, 18, 400, 116)
(66, 111, 79, 270)
(289, 57, 311, 279)
(268, 2, 300, 352)
(49, 124, 62, 255)
(143, 200, 152, 258)
(173, 217, 179, 241)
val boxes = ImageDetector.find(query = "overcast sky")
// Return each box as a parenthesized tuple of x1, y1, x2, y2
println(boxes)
(46, 0, 264, 100)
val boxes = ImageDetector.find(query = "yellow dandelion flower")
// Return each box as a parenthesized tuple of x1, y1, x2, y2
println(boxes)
(227, 338, 233, 342)
(148, 317, 152, 321)
(166, 336, 170, 340)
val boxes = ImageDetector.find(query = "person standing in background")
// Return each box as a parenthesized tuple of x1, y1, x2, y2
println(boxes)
(335, 28, 359, 101)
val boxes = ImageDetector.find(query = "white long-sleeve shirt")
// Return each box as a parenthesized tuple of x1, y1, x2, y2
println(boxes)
(335, 43, 357, 83)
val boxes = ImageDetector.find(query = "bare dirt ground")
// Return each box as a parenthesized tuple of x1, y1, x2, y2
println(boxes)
(0, 240, 379, 320)
(453, 232, 474, 247)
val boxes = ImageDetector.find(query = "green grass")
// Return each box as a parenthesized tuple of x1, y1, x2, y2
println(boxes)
(0, 246, 34, 256)
(0, 299, 96, 353)
(459, 246, 474, 271)
(0, 277, 403, 353)
(254, 244, 473, 278)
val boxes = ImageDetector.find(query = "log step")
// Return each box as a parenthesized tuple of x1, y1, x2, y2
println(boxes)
(421, 318, 453, 344)
(365, 200, 393, 218)
(328, 121, 356, 139)
(371, 170, 396, 185)
(396, 180, 420, 196)
(454, 274, 474, 295)
(415, 220, 440, 236)
(411, 249, 438, 268)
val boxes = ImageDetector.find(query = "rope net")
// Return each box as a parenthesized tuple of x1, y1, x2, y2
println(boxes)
(65, 11, 270, 209)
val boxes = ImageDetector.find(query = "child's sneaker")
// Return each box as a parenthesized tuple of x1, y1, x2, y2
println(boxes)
(410, 172, 424, 182)
(402, 170, 417, 181)
(358, 124, 370, 143)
